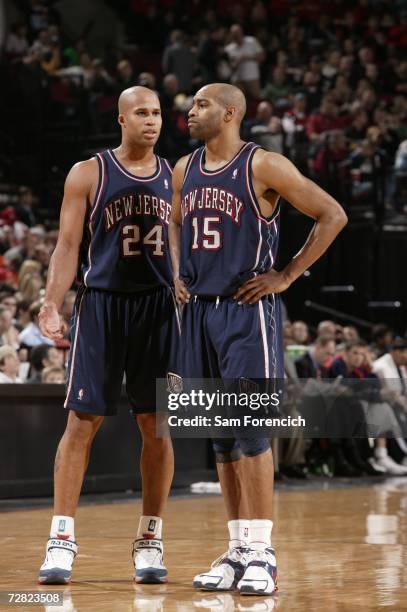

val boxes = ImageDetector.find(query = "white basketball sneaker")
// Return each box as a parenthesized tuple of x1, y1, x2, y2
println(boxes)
(132, 538, 168, 583)
(38, 538, 78, 584)
(193, 546, 250, 591)
(237, 547, 278, 595)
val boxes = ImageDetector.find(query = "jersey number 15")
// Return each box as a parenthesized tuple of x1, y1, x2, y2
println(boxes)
(191, 215, 222, 251)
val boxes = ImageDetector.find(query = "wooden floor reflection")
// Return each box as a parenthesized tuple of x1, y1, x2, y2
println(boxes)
(0, 479, 406, 611)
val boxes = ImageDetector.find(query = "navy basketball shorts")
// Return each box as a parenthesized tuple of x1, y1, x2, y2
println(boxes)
(178, 294, 284, 457)
(178, 294, 284, 380)
(64, 285, 179, 416)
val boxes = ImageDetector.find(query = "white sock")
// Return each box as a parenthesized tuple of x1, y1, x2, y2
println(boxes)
(50, 515, 75, 541)
(375, 447, 387, 460)
(137, 516, 162, 539)
(249, 519, 273, 551)
(228, 519, 250, 548)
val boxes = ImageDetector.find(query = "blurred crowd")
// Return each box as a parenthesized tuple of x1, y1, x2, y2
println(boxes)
(277, 319, 407, 479)
(0, 189, 73, 384)
(3, 0, 407, 216)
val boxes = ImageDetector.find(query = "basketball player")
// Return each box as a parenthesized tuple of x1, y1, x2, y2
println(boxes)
(37, 87, 177, 585)
(169, 83, 347, 595)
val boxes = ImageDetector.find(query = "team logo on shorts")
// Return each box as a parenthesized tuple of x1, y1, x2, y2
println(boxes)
(78, 389, 84, 400)
(167, 372, 183, 393)
(239, 378, 259, 394)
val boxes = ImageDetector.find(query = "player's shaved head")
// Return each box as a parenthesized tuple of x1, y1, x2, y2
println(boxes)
(117, 85, 162, 147)
(118, 86, 160, 114)
(197, 83, 247, 120)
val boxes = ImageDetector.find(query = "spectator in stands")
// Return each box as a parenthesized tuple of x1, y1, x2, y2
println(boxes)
(0, 306, 20, 349)
(41, 366, 65, 383)
(61, 290, 76, 324)
(373, 337, 407, 406)
(306, 96, 350, 143)
(30, 28, 53, 57)
(16, 300, 31, 331)
(326, 341, 389, 476)
(282, 93, 309, 171)
(348, 139, 387, 214)
(0, 292, 18, 322)
(28, 0, 51, 35)
(5, 22, 29, 60)
(321, 49, 341, 87)
(296, 335, 336, 379)
(225, 24, 264, 99)
(138, 72, 157, 92)
(15, 187, 37, 228)
(371, 325, 394, 357)
(160, 74, 180, 114)
(19, 301, 54, 348)
(63, 38, 87, 67)
(245, 101, 285, 153)
(27, 344, 64, 383)
(0, 345, 22, 383)
(198, 26, 227, 84)
(4, 229, 41, 271)
(19, 260, 43, 304)
(316, 320, 337, 340)
(346, 110, 370, 143)
(162, 30, 196, 94)
(312, 129, 349, 199)
(291, 320, 310, 346)
(262, 66, 293, 104)
(328, 339, 367, 377)
(116, 59, 136, 90)
(393, 139, 407, 212)
(55, 52, 94, 89)
(342, 326, 360, 342)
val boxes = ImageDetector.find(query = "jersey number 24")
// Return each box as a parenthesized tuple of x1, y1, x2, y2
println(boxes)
(121, 223, 164, 257)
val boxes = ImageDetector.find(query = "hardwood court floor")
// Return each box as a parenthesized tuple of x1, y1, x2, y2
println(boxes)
(0, 480, 406, 612)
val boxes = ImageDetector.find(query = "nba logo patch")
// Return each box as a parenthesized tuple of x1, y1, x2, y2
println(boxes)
(58, 520, 66, 532)
(148, 519, 156, 532)
(167, 372, 183, 393)
(232, 169, 238, 180)
(244, 527, 249, 539)
(164, 179, 169, 189)
(239, 377, 259, 394)
(78, 389, 84, 400)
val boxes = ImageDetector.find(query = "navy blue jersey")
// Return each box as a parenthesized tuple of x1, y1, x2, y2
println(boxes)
(179, 142, 280, 297)
(81, 149, 173, 292)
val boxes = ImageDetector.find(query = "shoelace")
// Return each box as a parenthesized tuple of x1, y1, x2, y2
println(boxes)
(210, 546, 251, 568)
(134, 544, 163, 566)
(46, 548, 74, 568)
(247, 548, 276, 565)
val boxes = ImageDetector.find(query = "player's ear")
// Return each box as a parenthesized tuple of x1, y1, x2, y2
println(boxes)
(118, 113, 125, 128)
(224, 106, 236, 123)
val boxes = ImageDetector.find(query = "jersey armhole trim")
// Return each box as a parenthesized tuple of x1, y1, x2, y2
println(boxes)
(182, 149, 200, 187)
(163, 158, 173, 174)
(89, 153, 106, 217)
(245, 146, 281, 225)
(83, 153, 107, 286)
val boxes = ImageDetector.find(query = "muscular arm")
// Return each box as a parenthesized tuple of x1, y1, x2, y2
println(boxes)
(235, 150, 347, 304)
(169, 155, 191, 304)
(39, 158, 97, 338)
